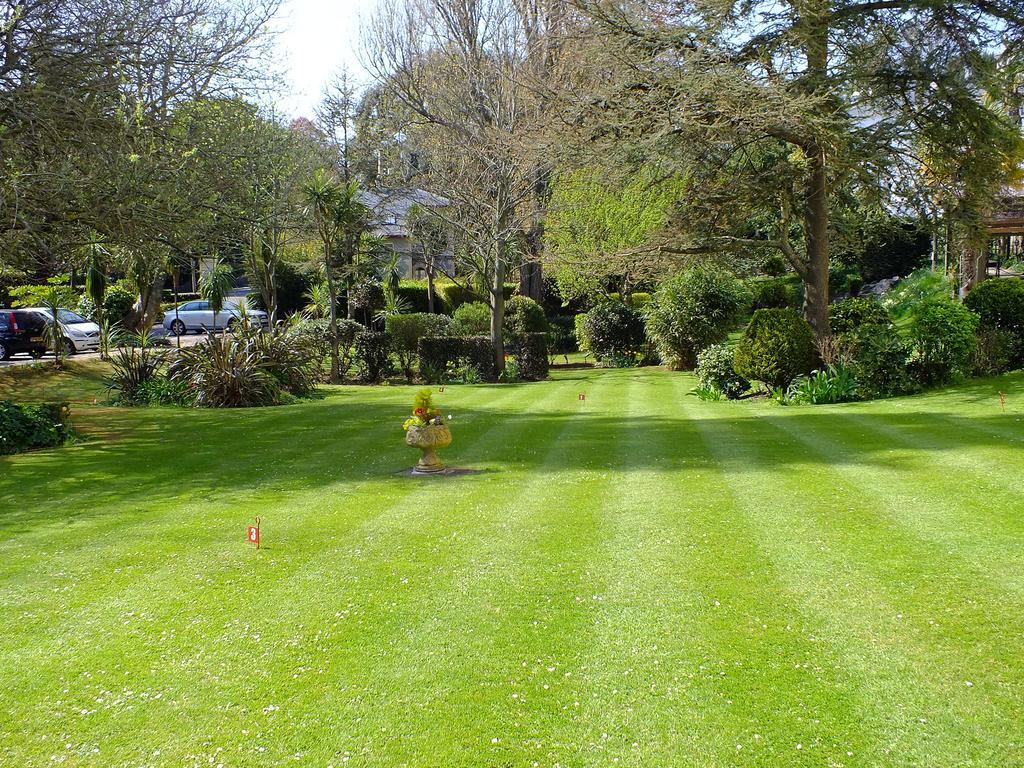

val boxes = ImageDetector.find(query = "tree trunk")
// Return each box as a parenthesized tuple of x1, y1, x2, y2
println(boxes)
(427, 264, 436, 314)
(128, 274, 164, 332)
(490, 256, 506, 375)
(802, 145, 831, 341)
(325, 244, 341, 384)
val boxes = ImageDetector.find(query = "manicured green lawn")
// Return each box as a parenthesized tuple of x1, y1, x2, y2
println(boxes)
(2, 364, 1023, 767)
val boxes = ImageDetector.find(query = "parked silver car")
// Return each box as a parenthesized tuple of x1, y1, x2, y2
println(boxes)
(25, 308, 102, 354)
(162, 300, 268, 335)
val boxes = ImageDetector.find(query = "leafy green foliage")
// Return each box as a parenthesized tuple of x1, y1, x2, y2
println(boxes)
(0, 401, 72, 455)
(828, 297, 892, 335)
(504, 296, 548, 336)
(169, 334, 281, 407)
(695, 344, 749, 399)
(385, 313, 456, 382)
(644, 266, 749, 370)
(509, 333, 549, 381)
(784, 366, 859, 405)
(834, 327, 913, 399)
(964, 279, 1024, 340)
(290, 318, 363, 381)
(973, 327, 1021, 377)
(881, 269, 954, 321)
(354, 330, 393, 383)
(577, 302, 646, 366)
(546, 315, 578, 355)
(746, 277, 802, 310)
(417, 336, 499, 383)
(733, 309, 818, 388)
(453, 302, 491, 335)
(105, 333, 170, 405)
(907, 300, 980, 386)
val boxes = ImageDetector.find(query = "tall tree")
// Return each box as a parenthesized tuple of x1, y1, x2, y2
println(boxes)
(365, 0, 569, 369)
(568, 0, 1024, 339)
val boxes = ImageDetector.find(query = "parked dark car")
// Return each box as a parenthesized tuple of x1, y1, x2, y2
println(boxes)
(0, 309, 49, 360)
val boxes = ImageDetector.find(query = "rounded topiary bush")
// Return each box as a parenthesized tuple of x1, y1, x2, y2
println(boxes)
(504, 295, 547, 336)
(645, 266, 749, 370)
(453, 301, 491, 335)
(733, 308, 818, 388)
(828, 297, 892, 335)
(964, 279, 1024, 335)
(907, 299, 979, 386)
(695, 343, 749, 399)
(579, 301, 646, 365)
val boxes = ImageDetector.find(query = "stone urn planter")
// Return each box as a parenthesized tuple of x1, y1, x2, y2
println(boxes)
(405, 423, 452, 474)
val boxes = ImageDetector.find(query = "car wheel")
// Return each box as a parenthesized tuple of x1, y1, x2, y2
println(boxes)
(0, 342, 9, 361)
(170, 319, 187, 336)
(29, 348, 45, 359)
(63, 339, 76, 356)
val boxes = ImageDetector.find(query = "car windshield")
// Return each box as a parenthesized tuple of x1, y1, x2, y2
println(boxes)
(57, 309, 88, 324)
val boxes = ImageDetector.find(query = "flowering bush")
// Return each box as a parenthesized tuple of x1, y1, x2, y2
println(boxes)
(403, 388, 444, 430)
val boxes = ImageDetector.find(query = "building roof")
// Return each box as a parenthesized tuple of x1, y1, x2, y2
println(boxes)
(359, 188, 451, 239)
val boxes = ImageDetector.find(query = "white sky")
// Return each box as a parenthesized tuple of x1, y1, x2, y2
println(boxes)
(271, 0, 377, 120)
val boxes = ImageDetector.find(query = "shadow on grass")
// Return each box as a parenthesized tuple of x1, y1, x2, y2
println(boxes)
(2, 374, 1022, 538)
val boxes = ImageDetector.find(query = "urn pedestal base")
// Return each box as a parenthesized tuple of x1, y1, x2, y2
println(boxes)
(405, 424, 452, 474)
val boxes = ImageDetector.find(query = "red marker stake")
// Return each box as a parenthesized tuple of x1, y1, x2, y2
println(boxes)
(578, 393, 586, 401)
(247, 517, 261, 549)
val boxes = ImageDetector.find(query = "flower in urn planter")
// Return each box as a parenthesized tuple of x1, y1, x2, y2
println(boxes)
(403, 388, 451, 473)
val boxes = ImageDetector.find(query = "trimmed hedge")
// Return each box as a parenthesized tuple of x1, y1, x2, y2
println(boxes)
(418, 335, 499, 383)
(746, 276, 802, 310)
(733, 308, 818, 388)
(385, 312, 456, 382)
(453, 302, 491, 335)
(510, 332, 549, 380)
(435, 282, 516, 312)
(0, 401, 72, 455)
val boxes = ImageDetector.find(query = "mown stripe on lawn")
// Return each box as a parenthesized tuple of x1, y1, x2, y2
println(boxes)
(1, 377, 621, 766)
(561, 372, 878, 767)
(690, 399, 1024, 767)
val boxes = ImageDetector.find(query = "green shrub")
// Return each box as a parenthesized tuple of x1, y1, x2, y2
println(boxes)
(574, 312, 591, 354)
(907, 299, 979, 386)
(103, 284, 137, 326)
(0, 401, 72, 454)
(504, 296, 547, 336)
(973, 327, 1021, 377)
(510, 332, 549, 380)
(354, 329, 393, 383)
(290, 318, 363, 380)
(608, 291, 652, 308)
(733, 308, 818, 388)
(436, 282, 515, 312)
(746, 276, 802, 310)
(453, 301, 491, 335)
(964, 279, 1024, 338)
(645, 266, 749, 369)
(834, 326, 913, 399)
(578, 302, 646, 365)
(106, 337, 169, 405)
(828, 297, 892, 335)
(385, 312, 456, 381)
(546, 315, 578, 355)
(169, 335, 282, 407)
(418, 335, 499, 383)
(695, 343, 749, 399)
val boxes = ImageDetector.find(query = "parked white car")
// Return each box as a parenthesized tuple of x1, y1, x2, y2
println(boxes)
(25, 308, 101, 354)
(162, 300, 268, 335)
